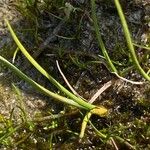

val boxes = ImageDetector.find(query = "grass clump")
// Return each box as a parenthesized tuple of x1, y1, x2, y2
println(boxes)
(0, 0, 149, 149)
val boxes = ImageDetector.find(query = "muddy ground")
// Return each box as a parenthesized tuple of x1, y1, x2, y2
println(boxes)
(0, 0, 150, 149)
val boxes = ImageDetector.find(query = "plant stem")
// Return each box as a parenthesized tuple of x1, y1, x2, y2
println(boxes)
(4, 19, 96, 110)
(91, 0, 117, 73)
(114, 0, 150, 81)
(80, 112, 92, 138)
(0, 56, 85, 109)
(4, 19, 108, 116)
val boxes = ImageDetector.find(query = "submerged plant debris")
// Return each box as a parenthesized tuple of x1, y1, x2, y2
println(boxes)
(0, 0, 150, 149)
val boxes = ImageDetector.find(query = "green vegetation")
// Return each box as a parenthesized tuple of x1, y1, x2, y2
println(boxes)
(0, 0, 149, 149)
(114, 0, 150, 81)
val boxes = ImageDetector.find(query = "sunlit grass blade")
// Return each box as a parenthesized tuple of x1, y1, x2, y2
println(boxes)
(4, 19, 99, 111)
(91, 0, 117, 73)
(147, 69, 150, 75)
(133, 43, 150, 51)
(0, 54, 108, 116)
(12, 47, 19, 63)
(0, 56, 85, 109)
(79, 112, 92, 138)
(114, 0, 150, 81)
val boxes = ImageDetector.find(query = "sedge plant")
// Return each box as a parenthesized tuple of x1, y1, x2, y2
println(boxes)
(91, 0, 150, 82)
(91, 0, 118, 73)
(114, 0, 150, 81)
(0, 19, 108, 117)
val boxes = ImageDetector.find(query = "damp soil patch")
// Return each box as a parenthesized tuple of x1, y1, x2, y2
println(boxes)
(0, 0, 150, 149)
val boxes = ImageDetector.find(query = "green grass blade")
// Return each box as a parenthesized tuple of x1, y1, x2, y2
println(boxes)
(91, 0, 117, 73)
(79, 112, 92, 138)
(133, 43, 150, 51)
(0, 56, 85, 109)
(114, 0, 150, 81)
(4, 19, 97, 110)
(12, 84, 28, 122)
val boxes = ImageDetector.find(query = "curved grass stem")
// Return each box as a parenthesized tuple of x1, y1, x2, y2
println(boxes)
(91, 0, 117, 73)
(114, 0, 150, 81)
(3, 19, 108, 116)
(4, 19, 95, 110)
(79, 112, 92, 138)
(0, 56, 84, 109)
